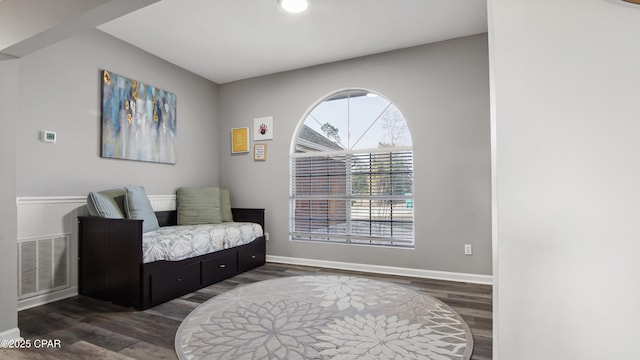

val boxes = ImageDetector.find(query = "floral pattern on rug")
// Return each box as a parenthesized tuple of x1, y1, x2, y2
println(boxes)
(188, 300, 334, 359)
(297, 275, 414, 311)
(176, 275, 473, 360)
(316, 314, 459, 360)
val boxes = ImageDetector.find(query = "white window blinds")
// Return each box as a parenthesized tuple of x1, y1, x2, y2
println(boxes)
(290, 148, 414, 247)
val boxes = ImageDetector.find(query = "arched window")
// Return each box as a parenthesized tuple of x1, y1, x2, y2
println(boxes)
(290, 89, 414, 248)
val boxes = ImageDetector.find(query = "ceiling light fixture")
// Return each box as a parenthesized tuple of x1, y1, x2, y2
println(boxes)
(279, 0, 308, 13)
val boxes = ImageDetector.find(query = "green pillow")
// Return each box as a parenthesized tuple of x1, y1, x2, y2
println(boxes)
(87, 188, 126, 219)
(220, 188, 233, 222)
(124, 185, 160, 233)
(177, 187, 222, 225)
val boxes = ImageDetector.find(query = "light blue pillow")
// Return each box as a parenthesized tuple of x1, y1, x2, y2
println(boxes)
(124, 185, 160, 233)
(87, 188, 126, 219)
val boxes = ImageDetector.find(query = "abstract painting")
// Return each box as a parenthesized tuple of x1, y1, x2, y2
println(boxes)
(101, 69, 177, 164)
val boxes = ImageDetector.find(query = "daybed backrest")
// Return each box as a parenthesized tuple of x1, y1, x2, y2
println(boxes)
(155, 208, 264, 229)
(155, 210, 178, 227)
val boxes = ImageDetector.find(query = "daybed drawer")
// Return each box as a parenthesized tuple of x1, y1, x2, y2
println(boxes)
(150, 262, 200, 304)
(202, 252, 237, 285)
(238, 237, 266, 273)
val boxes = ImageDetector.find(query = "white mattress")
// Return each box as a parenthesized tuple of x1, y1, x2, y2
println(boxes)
(142, 222, 263, 263)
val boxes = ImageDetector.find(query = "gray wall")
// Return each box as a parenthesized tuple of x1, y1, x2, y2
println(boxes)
(16, 29, 220, 196)
(0, 60, 18, 335)
(219, 34, 491, 275)
(491, 0, 640, 358)
(1, 28, 220, 336)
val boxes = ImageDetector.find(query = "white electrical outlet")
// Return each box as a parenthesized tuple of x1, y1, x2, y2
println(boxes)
(265, 232, 270, 241)
(464, 244, 472, 255)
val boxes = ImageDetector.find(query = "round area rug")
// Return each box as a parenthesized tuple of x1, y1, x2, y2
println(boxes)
(175, 275, 473, 360)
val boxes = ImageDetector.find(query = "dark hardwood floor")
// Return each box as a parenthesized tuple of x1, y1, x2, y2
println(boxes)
(1, 263, 492, 359)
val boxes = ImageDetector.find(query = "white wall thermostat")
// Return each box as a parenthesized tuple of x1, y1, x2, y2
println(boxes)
(41, 130, 56, 143)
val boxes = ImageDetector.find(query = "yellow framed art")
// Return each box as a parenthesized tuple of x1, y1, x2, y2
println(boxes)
(231, 127, 249, 153)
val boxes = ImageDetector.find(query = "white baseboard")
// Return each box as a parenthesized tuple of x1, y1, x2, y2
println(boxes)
(17, 287, 78, 311)
(266, 255, 493, 285)
(0, 327, 21, 341)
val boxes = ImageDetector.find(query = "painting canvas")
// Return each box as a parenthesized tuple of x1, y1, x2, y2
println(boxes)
(101, 69, 177, 164)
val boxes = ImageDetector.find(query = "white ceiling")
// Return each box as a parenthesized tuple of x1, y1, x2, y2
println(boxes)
(99, 0, 487, 84)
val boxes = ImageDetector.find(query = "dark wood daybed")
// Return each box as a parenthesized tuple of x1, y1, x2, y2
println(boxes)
(78, 208, 265, 310)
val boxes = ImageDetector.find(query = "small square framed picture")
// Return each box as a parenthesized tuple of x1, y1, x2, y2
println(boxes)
(254, 143, 266, 161)
(253, 116, 273, 141)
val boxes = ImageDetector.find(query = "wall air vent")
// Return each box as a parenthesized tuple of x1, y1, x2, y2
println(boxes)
(18, 234, 70, 299)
